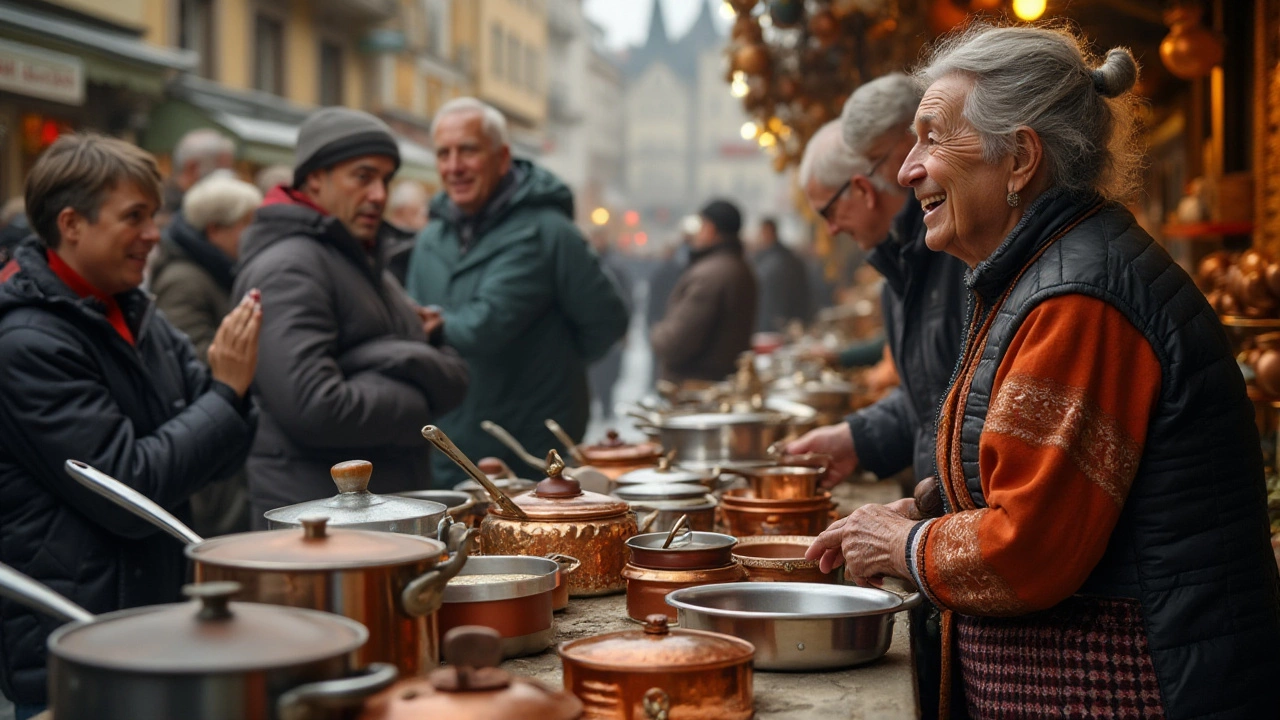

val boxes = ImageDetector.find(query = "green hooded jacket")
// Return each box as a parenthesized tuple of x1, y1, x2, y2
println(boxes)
(406, 161, 629, 486)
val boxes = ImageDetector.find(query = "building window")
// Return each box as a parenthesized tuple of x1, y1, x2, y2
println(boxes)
(525, 47, 538, 92)
(490, 23, 503, 80)
(424, 0, 450, 59)
(178, 0, 215, 78)
(318, 41, 344, 106)
(253, 13, 284, 95)
(507, 35, 520, 87)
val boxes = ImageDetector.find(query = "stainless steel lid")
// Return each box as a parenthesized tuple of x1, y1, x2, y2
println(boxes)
(614, 482, 709, 502)
(51, 582, 367, 673)
(442, 556, 558, 603)
(615, 455, 715, 486)
(656, 412, 789, 429)
(264, 460, 447, 530)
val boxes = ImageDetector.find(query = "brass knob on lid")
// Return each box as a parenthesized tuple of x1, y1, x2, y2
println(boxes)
(534, 449, 583, 498)
(330, 460, 372, 494)
(432, 626, 510, 692)
(183, 581, 241, 621)
(299, 515, 330, 540)
(643, 614, 670, 636)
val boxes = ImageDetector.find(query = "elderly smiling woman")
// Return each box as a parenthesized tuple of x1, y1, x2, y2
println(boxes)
(807, 23, 1280, 718)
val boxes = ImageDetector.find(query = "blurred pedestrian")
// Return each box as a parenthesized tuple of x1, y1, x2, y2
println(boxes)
(587, 229, 633, 420)
(234, 107, 469, 524)
(151, 174, 263, 536)
(160, 128, 235, 223)
(750, 217, 810, 333)
(0, 197, 29, 258)
(651, 199, 757, 384)
(0, 134, 260, 718)
(253, 164, 294, 195)
(406, 98, 628, 484)
(383, 180, 429, 285)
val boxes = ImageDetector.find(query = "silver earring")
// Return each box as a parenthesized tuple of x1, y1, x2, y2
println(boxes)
(1007, 192, 1020, 207)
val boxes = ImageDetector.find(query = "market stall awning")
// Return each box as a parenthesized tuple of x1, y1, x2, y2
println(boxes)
(0, 1, 195, 96)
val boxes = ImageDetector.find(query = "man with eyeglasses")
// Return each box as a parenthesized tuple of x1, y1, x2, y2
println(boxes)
(786, 72, 969, 719)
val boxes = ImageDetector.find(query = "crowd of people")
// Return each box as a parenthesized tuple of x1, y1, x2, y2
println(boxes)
(1, 20, 1279, 720)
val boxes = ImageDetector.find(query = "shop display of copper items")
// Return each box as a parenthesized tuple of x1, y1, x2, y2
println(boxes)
(622, 529, 748, 622)
(732, 535, 840, 584)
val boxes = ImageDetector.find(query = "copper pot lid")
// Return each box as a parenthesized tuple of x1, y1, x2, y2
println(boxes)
(188, 517, 447, 571)
(52, 582, 367, 673)
(580, 430, 663, 463)
(264, 460, 447, 528)
(615, 455, 714, 486)
(360, 626, 582, 720)
(558, 613, 753, 671)
(493, 451, 628, 521)
(614, 482, 708, 502)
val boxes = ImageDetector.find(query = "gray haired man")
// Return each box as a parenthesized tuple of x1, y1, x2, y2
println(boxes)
(162, 128, 236, 220)
(786, 72, 969, 720)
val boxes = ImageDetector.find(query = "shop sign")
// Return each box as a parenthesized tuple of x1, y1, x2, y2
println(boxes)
(0, 38, 84, 106)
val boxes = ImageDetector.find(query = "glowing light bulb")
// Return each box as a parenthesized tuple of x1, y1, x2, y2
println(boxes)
(757, 132, 776, 148)
(1012, 0, 1046, 21)
(740, 122, 758, 140)
(720, 2, 736, 20)
(590, 207, 610, 226)
(730, 77, 749, 98)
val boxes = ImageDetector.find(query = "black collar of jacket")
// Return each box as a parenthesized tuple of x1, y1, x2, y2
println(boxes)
(245, 203, 389, 289)
(0, 239, 155, 344)
(162, 213, 235, 291)
(866, 192, 926, 296)
(436, 166, 524, 254)
(966, 188, 1101, 303)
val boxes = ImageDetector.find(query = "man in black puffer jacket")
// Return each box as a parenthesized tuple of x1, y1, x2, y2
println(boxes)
(0, 135, 260, 718)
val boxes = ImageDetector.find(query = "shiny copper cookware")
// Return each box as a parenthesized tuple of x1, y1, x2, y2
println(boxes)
(578, 429, 664, 480)
(623, 531, 746, 622)
(718, 488, 835, 537)
(546, 553, 581, 612)
(438, 556, 559, 659)
(732, 535, 840, 583)
(558, 614, 754, 720)
(65, 460, 473, 679)
(359, 626, 582, 720)
(728, 464, 826, 500)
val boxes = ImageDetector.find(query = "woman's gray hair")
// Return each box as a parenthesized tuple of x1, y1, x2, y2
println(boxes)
(798, 119, 895, 194)
(182, 174, 263, 229)
(915, 23, 1143, 201)
(431, 97, 510, 148)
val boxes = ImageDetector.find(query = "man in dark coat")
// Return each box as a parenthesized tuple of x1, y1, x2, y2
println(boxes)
(750, 217, 811, 333)
(651, 200, 757, 384)
(233, 107, 469, 524)
(406, 98, 628, 486)
(0, 134, 260, 718)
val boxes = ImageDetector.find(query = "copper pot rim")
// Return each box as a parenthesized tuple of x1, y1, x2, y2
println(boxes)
(556, 629, 755, 673)
(719, 489, 832, 510)
(622, 561, 746, 582)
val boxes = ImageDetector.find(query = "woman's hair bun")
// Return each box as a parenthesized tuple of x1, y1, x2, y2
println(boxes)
(1091, 47, 1139, 99)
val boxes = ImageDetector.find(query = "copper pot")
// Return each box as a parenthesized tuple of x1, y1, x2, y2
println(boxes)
(579, 430, 664, 480)
(481, 451, 637, 597)
(719, 488, 834, 536)
(559, 614, 754, 720)
(360, 626, 582, 720)
(627, 531, 737, 570)
(732, 535, 839, 583)
(438, 556, 558, 659)
(729, 464, 826, 500)
(546, 553, 581, 612)
(622, 563, 749, 622)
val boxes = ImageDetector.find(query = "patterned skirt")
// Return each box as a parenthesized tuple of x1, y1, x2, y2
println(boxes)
(956, 596, 1166, 719)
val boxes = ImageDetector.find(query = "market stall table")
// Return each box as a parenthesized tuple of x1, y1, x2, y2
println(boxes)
(502, 592, 918, 719)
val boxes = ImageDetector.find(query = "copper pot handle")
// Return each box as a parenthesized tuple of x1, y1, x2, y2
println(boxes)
(642, 687, 671, 720)
(545, 553, 582, 575)
(400, 528, 477, 617)
(276, 662, 398, 720)
(423, 425, 529, 520)
(479, 420, 546, 471)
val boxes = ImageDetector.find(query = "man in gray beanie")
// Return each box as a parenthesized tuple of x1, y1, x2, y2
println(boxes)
(232, 107, 468, 524)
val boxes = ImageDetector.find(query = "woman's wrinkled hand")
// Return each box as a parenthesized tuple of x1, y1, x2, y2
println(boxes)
(784, 423, 857, 488)
(805, 503, 916, 587)
(208, 290, 262, 398)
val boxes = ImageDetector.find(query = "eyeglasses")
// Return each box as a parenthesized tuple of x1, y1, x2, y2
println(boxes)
(817, 151, 893, 223)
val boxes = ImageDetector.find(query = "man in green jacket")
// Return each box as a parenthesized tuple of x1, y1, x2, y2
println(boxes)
(406, 97, 629, 486)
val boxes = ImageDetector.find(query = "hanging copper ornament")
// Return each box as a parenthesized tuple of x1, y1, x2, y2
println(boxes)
(735, 43, 772, 76)
(1159, 4, 1223, 80)
(733, 15, 764, 44)
(808, 10, 840, 47)
(928, 0, 970, 35)
(776, 76, 799, 101)
(731, 0, 760, 13)
(867, 16, 899, 40)
(769, 0, 805, 27)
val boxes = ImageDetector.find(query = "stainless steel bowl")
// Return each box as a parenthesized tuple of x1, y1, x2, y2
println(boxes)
(665, 582, 921, 671)
(641, 413, 791, 467)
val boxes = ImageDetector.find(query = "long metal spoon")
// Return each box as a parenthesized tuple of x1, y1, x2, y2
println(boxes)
(65, 459, 204, 545)
(662, 514, 691, 549)
(423, 425, 530, 520)
(544, 418, 587, 465)
(479, 420, 546, 471)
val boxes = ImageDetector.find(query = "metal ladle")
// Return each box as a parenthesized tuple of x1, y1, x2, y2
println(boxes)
(544, 418, 587, 465)
(662, 514, 691, 549)
(422, 425, 529, 521)
(479, 420, 546, 472)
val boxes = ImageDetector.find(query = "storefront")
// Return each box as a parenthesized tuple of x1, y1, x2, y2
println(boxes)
(0, 1, 194, 200)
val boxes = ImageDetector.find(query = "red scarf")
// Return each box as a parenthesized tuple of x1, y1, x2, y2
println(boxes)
(262, 184, 330, 215)
(46, 250, 135, 346)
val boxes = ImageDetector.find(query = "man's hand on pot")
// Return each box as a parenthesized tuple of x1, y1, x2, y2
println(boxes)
(785, 423, 857, 488)
(805, 503, 915, 586)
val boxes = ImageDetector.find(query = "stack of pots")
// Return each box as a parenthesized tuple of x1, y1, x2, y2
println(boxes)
(620, 531, 747, 622)
(615, 482, 717, 534)
(718, 464, 835, 537)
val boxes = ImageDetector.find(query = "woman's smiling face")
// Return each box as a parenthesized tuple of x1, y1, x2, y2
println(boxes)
(898, 73, 1022, 268)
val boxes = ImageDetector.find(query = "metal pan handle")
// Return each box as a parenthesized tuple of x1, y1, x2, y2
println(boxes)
(479, 420, 546, 471)
(0, 562, 95, 624)
(400, 527, 477, 617)
(276, 662, 399, 720)
(64, 460, 204, 546)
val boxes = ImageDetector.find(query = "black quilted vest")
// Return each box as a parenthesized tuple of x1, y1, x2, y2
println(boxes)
(948, 191, 1280, 719)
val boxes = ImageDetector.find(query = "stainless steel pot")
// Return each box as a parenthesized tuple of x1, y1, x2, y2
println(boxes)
(438, 556, 559, 658)
(665, 582, 921, 671)
(0, 564, 397, 720)
(264, 460, 448, 535)
(65, 460, 473, 678)
(616, 482, 718, 533)
(635, 412, 791, 468)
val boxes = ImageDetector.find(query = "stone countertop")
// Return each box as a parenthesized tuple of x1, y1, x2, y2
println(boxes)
(501, 591, 918, 719)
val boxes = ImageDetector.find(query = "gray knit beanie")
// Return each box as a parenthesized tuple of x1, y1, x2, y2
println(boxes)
(292, 107, 401, 187)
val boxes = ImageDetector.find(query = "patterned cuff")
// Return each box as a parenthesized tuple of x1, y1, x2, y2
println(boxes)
(906, 518, 941, 606)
